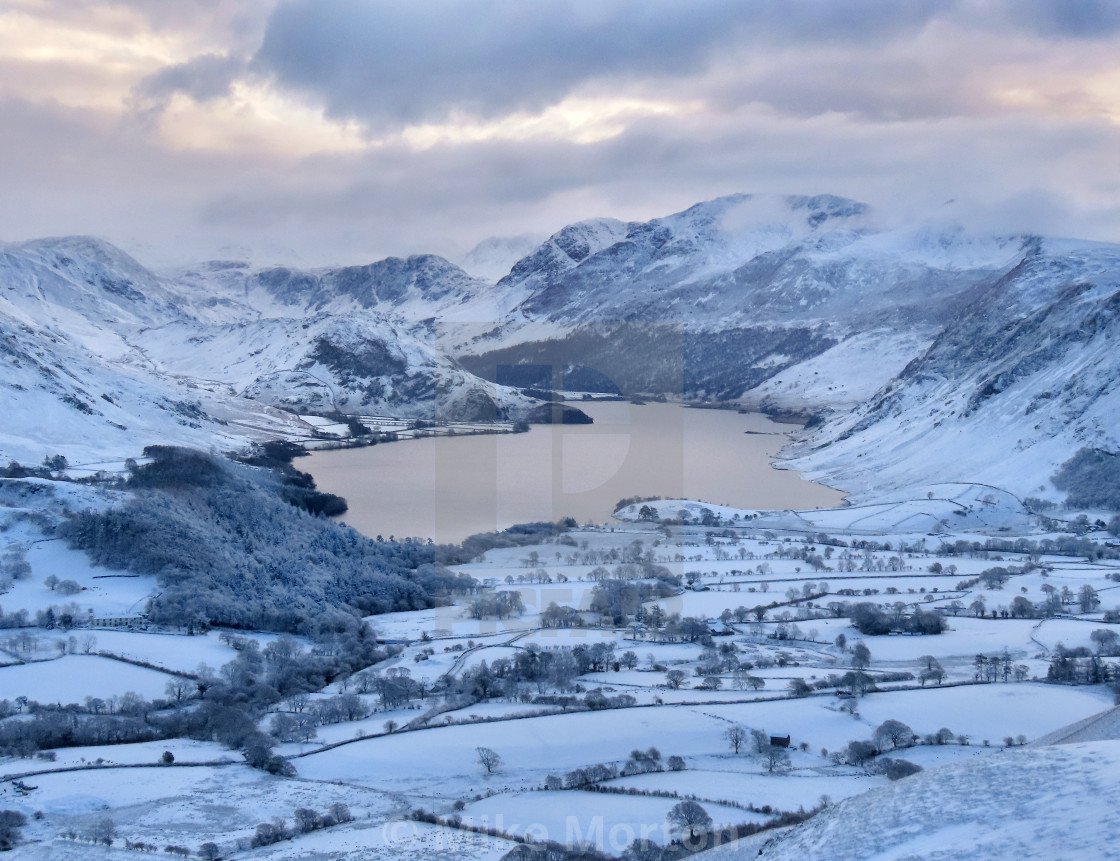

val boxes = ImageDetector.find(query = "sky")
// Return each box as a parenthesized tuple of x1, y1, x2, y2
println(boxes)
(2, 0, 1120, 268)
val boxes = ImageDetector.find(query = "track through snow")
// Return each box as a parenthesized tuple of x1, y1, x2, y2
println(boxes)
(704, 740, 1120, 861)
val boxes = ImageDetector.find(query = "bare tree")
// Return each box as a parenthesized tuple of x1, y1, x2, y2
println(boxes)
(918, 655, 945, 686)
(89, 818, 116, 846)
(329, 802, 353, 823)
(851, 641, 871, 670)
(476, 746, 502, 774)
(165, 677, 192, 706)
(724, 725, 747, 754)
(665, 669, 686, 689)
(666, 800, 712, 840)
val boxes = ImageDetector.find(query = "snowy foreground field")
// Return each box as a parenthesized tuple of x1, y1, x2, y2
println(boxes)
(3, 482, 1120, 859)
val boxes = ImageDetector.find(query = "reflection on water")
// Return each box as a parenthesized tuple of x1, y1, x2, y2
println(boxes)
(301, 401, 845, 544)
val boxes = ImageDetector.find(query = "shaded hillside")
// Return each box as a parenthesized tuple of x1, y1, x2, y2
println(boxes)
(57, 448, 473, 635)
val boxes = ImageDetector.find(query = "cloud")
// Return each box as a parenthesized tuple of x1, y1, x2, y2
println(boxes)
(250, 0, 946, 127)
(1008, 0, 1120, 38)
(132, 53, 246, 111)
(4, 0, 1120, 267)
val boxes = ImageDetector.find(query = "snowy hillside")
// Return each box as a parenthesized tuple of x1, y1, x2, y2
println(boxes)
(5, 193, 1120, 499)
(786, 239, 1120, 499)
(479, 194, 1020, 336)
(455, 193, 1040, 410)
(0, 238, 527, 467)
(706, 740, 1120, 861)
(450, 196, 1120, 500)
(457, 234, 544, 282)
(744, 327, 938, 410)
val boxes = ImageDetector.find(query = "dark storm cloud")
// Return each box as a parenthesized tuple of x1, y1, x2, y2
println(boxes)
(190, 103, 1120, 263)
(1014, 0, 1120, 37)
(7, 0, 1120, 265)
(133, 54, 246, 107)
(250, 0, 946, 125)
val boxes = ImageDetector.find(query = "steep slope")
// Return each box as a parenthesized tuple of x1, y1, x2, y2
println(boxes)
(786, 239, 1120, 499)
(7, 195, 1120, 502)
(0, 305, 308, 469)
(0, 238, 527, 466)
(704, 740, 1120, 861)
(132, 314, 516, 419)
(457, 233, 544, 282)
(171, 252, 534, 356)
(458, 195, 1024, 399)
(485, 195, 1021, 333)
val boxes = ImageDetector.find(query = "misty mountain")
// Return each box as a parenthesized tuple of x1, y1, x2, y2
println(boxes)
(4, 192, 1118, 503)
(0, 238, 527, 467)
(457, 233, 545, 282)
(450, 194, 1118, 499)
(784, 238, 1120, 498)
(456, 194, 1027, 406)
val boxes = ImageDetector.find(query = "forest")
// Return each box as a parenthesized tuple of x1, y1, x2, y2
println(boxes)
(57, 447, 476, 635)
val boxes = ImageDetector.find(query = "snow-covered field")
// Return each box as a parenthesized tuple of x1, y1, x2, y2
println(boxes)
(0, 654, 180, 702)
(4, 482, 1120, 859)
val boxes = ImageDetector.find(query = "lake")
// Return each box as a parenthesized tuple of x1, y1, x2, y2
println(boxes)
(302, 401, 845, 544)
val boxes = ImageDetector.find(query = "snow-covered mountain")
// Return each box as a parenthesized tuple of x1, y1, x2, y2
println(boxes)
(457, 233, 544, 282)
(5, 192, 1119, 502)
(784, 238, 1120, 499)
(454, 195, 1029, 401)
(482, 195, 1021, 335)
(448, 194, 1120, 500)
(0, 238, 527, 468)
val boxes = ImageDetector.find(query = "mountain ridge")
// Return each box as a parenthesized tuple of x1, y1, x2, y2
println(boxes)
(3, 193, 1118, 506)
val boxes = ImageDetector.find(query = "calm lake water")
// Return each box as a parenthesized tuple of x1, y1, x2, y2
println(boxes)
(302, 401, 845, 544)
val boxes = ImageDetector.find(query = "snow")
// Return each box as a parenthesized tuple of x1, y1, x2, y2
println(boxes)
(8, 537, 156, 617)
(0, 654, 179, 702)
(746, 328, 936, 410)
(5, 207, 1120, 856)
(4, 763, 403, 861)
(35, 629, 241, 674)
(458, 234, 544, 283)
(1, 738, 232, 776)
(707, 740, 1120, 861)
(461, 790, 754, 847)
(610, 769, 885, 811)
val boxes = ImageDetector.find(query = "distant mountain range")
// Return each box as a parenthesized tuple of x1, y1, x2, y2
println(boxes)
(3, 193, 1118, 501)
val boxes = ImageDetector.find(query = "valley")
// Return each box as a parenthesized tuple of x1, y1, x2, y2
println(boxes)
(2, 475, 1120, 860)
(2, 192, 1120, 860)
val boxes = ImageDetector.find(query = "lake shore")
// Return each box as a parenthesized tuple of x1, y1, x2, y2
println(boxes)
(302, 401, 846, 544)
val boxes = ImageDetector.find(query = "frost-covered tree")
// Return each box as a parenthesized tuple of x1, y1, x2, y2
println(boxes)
(874, 719, 915, 751)
(918, 656, 945, 686)
(1091, 628, 1120, 656)
(0, 811, 27, 851)
(761, 744, 792, 774)
(1079, 585, 1101, 613)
